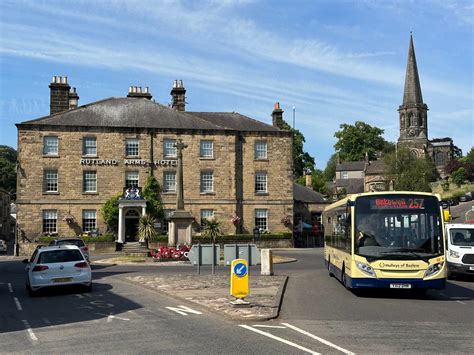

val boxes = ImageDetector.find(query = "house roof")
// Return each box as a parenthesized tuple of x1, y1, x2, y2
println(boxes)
(293, 183, 328, 203)
(336, 161, 366, 172)
(18, 98, 283, 133)
(365, 160, 386, 175)
(334, 178, 364, 194)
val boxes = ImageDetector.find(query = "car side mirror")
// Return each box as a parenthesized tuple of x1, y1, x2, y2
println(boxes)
(22, 259, 29, 264)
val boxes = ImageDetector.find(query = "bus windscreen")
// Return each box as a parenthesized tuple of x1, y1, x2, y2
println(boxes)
(355, 194, 443, 261)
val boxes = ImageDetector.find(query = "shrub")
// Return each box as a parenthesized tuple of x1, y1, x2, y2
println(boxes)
(101, 194, 121, 232)
(36, 234, 115, 244)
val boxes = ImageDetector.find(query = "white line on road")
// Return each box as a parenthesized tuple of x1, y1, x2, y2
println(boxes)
(8, 283, 13, 293)
(165, 305, 202, 316)
(281, 323, 354, 355)
(456, 300, 466, 305)
(239, 325, 319, 354)
(253, 325, 287, 329)
(14, 297, 22, 311)
(22, 320, 38, 342)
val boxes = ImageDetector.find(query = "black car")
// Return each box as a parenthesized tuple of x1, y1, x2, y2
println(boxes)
(48, 238, 90, 260)
(459, 194, 473, 202)
(447, 198, 459, 206)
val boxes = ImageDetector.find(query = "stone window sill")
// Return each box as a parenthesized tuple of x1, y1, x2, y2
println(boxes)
(255, 192, 269, 196)
(82, 155, 98, 158)
(43, 192, 60, 195)
(125, 156, 141, 159)
(83, 192, 98, 195)
(254, 158, 269, 162)
(200, 192, 215, 195)
(43, 155, 60, 158)
(162, 191, 177, 195)
(200, 157, 215, 160)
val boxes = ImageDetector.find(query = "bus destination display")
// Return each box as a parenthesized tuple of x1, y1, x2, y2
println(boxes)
(370, 198, 425, 210)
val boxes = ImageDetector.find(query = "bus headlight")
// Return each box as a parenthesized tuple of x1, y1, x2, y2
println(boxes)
(449, 250, 460, 258)
(424, 262, 444, 278)
(356, 261, 375, 277)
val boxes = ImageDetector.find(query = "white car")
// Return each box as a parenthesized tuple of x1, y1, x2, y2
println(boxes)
(24, 245, 92, 296)
(445, 223, 474, 277)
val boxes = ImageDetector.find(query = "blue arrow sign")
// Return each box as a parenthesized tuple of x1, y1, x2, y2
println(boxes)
(233, 262, 247, 278)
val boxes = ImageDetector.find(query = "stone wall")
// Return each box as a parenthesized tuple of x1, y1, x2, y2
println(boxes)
(17, 127, 293, 240)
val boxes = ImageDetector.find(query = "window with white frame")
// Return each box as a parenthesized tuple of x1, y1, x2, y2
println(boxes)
(200, 209, 214, 227)
(200, 171, 214, 193)
(82, 210, 97, 232)
(83, 137, 97, 156)
(44, 169, 58, 192)
(200, 140, 213, 158)
(255, 172, 267, 193)
(164, 139, 176, 158)
(255, 141, 267, 160)
(125, 139, 139, 157)
(341, 171, 349, 179)
(43, 136, 58, 155)
(163, 171, 176, 192)
(42, 210, 57, 234)
(255, 209, 268, 232)
(83, 171, 97, 192)
(125, 171, 139, 188)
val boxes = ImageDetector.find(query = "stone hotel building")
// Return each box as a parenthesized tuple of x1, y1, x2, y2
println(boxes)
(16, 77, 293, 242)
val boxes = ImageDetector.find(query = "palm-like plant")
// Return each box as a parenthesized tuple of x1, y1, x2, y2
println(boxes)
(202, 217, 222, 244)
(138, 214, 158, 246)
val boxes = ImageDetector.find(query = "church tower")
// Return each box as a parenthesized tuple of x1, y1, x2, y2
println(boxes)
(398, 33, 429, 156)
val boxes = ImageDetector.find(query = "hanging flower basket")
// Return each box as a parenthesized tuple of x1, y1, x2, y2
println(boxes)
(230, 215, 241, 225)
(63, 214, 76, 225)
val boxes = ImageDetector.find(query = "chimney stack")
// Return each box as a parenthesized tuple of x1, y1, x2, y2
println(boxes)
(272, 102, 284, 129)
(305, 174, 313, 188)
(49, 76, 70, 114)
(69, 87, 79, 109)
(127, 86, 152, 100)
(170, 80, 186, 111)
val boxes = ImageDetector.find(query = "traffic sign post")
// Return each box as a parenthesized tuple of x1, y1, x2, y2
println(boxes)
(230, 259, 250, 306)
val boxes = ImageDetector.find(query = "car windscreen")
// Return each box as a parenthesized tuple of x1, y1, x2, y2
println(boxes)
(38, 250, 84, 264)
(449, 228, 474, 246)
(355, 194, 443, 261)
(56, 240, 85, 247)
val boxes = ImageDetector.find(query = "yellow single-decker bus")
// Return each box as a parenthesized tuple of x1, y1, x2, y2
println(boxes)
(323, 191, 446, 290)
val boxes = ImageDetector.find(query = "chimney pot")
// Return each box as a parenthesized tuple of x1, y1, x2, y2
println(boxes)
(64, 76, 68, 84)
(144, 87, 149, 93)
(129, 86, 132, 93)
(274, 102, 280, 110)
(49, 75, 71, 114)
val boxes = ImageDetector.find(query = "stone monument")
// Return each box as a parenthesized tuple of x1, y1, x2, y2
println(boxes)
(168, 139, 194, 246)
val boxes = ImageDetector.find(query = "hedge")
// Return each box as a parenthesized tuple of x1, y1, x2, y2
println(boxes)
(36, 234, 116, 244)
(192, 233, 292, 243)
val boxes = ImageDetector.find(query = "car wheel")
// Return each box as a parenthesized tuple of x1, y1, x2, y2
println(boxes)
(26, 281, 35, 297)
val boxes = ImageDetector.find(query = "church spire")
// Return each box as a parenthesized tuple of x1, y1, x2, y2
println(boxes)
(402, 32, 424, 106)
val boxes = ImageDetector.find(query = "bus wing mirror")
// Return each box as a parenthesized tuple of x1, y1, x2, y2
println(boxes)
(443, 210, 451, 222)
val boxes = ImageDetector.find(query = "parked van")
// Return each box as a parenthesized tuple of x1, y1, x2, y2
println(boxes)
(445, 223, 474, 277)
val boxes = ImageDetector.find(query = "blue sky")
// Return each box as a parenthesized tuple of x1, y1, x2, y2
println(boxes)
(0, 0, 472, 168)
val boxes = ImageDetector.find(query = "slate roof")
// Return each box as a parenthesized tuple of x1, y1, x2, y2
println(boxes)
(336, 161, 366, 171)
(18, 97, 281, 133)
(365, 160, 386, 175)
(188, 112, 280, 132)
(334, 178, 364, 194)
(293, 183, 328, 204)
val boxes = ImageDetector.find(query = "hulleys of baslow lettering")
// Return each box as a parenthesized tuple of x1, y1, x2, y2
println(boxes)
(80, 159, 177, 167)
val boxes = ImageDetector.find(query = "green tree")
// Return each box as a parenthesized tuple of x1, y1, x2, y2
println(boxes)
(323, 153, 338, 181)
(334, 121, 392, 161)
(142, 176, 164, 219)
(383, 147, 438, 192)
(202, 217, 222, 244)
(138, 214, 158, 244)
(464, 147, 474, 164)
(451, 167, 467, 187)
(296, 169, 329, 195)
(101, 194, 121, 233)
(0, 145, 17, 197)
(279, 121, 315, 178)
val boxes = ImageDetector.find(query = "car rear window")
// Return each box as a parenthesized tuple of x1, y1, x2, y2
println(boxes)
(38, 250, 84, 264)
(56, 240, 85, 247)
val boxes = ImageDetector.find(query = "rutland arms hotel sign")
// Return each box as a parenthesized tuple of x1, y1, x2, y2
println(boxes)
(80, 159, 177, 167)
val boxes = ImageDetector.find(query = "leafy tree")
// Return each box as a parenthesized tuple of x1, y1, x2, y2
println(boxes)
(334, 121, 392, 161)
(202, 217, 222, 244)
(465, 147, 474, 164)
(296, 169, 329, 195)
(138, 214, 158, 244)
(323, 153, 338, 181)
(101, 194, 121, 233)
(0, 145, 17, 197)
(451, 167, 467, 187)
(383, 147, 438, 192)
(279, 121, 315, 178)
(142, 176, 164, 219)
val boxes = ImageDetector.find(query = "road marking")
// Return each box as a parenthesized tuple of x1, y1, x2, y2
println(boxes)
(42, 318, 51, 325)
(73, 294, 85, 299)
(8, 283, 13, 293)
(90, 301, 114, 308)
(281, 323, 354, 355)
(84, 293, 92, 298)
(165, 305, 203, 316)
(239, 325, 319, 354)
(107, 314, 130, 322)
(22, 320, 38, 342)
(14, 297, 23, 311)
(253, 325, 287, 329)
(456, 300, 466, 305)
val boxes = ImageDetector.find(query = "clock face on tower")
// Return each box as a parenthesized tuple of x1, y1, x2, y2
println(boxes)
(408, 129, 416, 137)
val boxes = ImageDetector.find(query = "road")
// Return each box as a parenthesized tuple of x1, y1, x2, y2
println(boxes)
(1, 249, 473, 354)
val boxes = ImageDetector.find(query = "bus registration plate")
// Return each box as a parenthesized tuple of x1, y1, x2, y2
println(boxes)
(390, 283, 411, 289)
